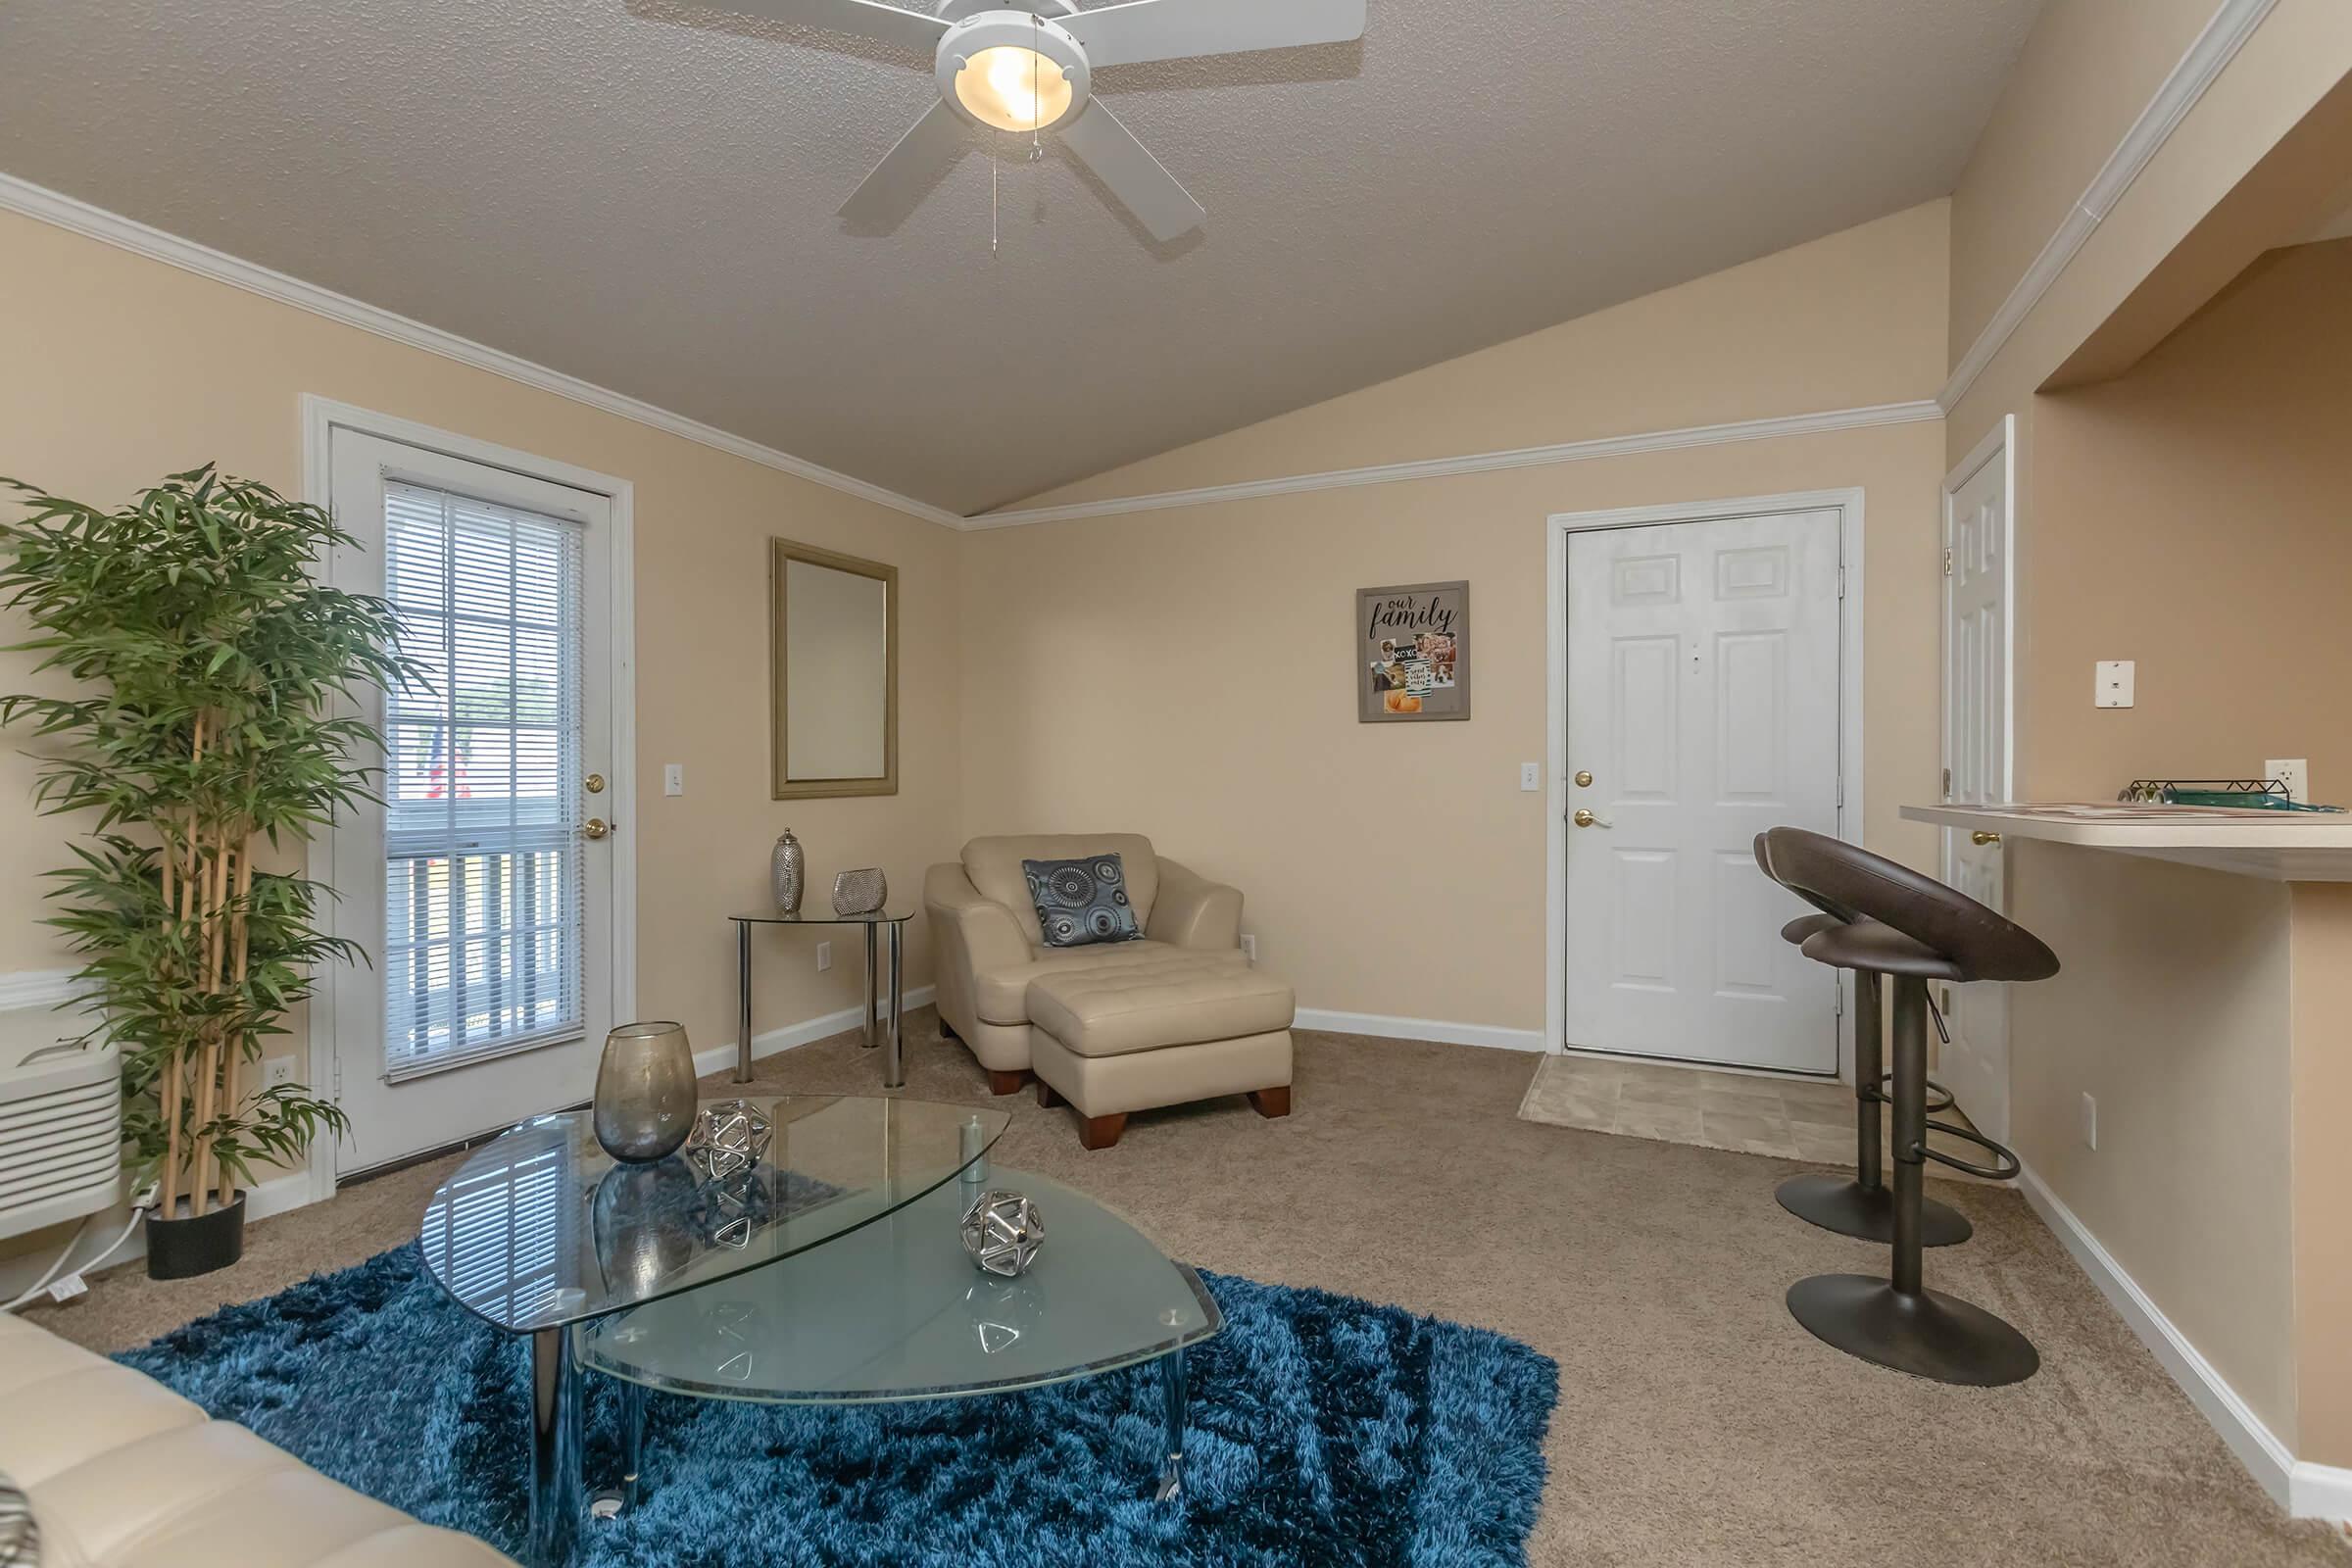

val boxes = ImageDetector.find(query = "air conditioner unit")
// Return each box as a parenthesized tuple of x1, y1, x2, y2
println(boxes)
(0, 1004, 120, 1242)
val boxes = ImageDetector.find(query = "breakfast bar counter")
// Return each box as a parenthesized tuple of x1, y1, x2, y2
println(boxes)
(1900, 803, 2352, 882)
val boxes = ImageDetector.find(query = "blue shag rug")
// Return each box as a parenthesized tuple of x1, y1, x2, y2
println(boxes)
(118, 1244, 1557, 1567)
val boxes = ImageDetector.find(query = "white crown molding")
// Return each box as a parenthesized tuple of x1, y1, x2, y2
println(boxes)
(2017, 1159, 2352, 1523)
(0, 172, 964, 532)
(1937, 0, 2278, 415)
(968, 401, 1943, 529)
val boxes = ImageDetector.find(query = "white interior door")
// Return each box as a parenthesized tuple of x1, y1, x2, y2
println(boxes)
(1563, 510, 1843, 1072)
(326, 427, 620, 1175)
(1939, 424, 2014, 1139)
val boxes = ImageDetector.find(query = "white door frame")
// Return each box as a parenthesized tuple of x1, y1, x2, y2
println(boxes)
(1544, 488, 1867, 1084)
(1938, 414, 2018, 1138)
(1940, 416, 2017, 808)
(300, 395, 637, 1202)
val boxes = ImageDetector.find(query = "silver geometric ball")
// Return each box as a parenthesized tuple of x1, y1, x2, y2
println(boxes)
(959, 1190, 1045, 1278)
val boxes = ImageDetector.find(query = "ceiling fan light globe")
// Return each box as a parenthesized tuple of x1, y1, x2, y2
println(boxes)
(956, 46, 1074, 132)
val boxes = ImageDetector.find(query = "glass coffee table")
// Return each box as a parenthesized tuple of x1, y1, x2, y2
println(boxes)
(419, 1096, 1220, 1567)
(420, 1095, 1011, 1567)
(578, 1167, 1220, 1516)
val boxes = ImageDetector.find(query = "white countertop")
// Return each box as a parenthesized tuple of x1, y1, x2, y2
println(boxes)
(1901, 803, 2352, 882)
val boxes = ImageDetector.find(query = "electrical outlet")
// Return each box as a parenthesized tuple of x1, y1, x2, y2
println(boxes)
(2080, 1092, 2097, 1152)
(1518, 761, 1542, 792)
(663, 763, 684, 797)
(816, 941, 833, 973)
(2265, 759, 2310, 805)
(1240, 933, 1257, 964)
(2094, 661, 2135, 709)
(264, 1056, 297, 1089)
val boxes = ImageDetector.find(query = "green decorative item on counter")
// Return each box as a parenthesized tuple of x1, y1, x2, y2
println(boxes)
(0, 466, 413, 1275)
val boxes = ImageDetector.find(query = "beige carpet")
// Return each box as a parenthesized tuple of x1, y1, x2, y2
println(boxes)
(24, 1016, 2348, 1567)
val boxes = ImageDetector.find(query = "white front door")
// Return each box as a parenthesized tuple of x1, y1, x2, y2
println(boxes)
(325, 426, 622, 1175)
(1939, 421, 2015, 1139)
(1563, 510, 1843, 1072)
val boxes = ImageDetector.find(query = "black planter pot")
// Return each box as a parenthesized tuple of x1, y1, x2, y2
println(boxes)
(145, 1190, 246, 1280)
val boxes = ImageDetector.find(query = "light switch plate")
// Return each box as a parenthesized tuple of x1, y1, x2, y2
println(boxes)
(1519, 762, 1542, 792)
(816, 941, 832, 973)
(2094, 661, 2135, 709)
(2266, 759, 2309, 805)
(663, 763, 684, 796)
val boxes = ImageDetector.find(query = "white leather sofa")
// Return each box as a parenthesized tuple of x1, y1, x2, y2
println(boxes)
(0, 1310, 514, 1568)
(926, 834, 1295, 1148)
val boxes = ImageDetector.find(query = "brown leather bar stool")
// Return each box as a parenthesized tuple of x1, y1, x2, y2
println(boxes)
(1761, 827, 2057, 1387)
(1752, 837, 1970, 1249)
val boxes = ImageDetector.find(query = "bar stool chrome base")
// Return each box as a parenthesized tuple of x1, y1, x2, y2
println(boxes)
(1787, 1273, 2039, 1387)
(1775, 1173, 1972, 1247)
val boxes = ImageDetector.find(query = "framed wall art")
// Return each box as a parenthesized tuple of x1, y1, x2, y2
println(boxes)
(1357, 580, 1469, 722)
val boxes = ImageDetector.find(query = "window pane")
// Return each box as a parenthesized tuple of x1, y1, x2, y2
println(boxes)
(381, 482, 585, 1081)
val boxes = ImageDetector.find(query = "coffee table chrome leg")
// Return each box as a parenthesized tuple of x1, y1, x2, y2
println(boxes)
(734, 920, 753, 1084)
(619, 1377, 647, 1507)
(886, 922, 906, 1089)
(862, 924, 879, 1052)
(1154, 1347, 1187, 1503)
(527, 1325, 581, 1568)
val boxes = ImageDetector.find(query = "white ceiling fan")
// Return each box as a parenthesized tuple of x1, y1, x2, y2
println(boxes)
(703, 0, 1368, 242)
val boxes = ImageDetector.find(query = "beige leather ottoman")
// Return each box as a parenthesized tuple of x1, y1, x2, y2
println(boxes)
(1025, 957, 1296, 1149)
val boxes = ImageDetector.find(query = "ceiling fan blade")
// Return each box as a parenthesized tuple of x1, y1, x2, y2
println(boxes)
(698, 0, 948, 54)
(839, 101, 974, 228)
(1058, 99, 1205, 243)
(1059, 0, 1365, 68)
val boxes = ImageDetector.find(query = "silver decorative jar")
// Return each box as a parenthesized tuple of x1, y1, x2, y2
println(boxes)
(771, 828, 806, 916)
(593, 1022, 698, 1163)
(833, 866, 887, 915)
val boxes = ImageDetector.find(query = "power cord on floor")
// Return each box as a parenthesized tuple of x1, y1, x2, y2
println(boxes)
(1, 1185, 157, 1313)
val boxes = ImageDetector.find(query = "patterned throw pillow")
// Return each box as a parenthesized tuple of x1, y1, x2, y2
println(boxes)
(1023, 853, 1146, 949)
(0, 1469, 35, 1568)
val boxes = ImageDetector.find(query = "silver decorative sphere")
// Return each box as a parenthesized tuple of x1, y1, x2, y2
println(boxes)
(683, 1099, 773, 1183)
(959, 1190, 1046, 1278)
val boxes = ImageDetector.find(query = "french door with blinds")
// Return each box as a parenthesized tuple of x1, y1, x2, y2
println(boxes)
(325, 421, 624, 1176)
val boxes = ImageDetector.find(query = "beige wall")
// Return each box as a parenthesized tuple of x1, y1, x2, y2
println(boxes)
(1946, 0, 2219, 365)
(0, 208, 964, 1083)
(2024, 238, 2352, 800)
(2291, 883, 2352, 1467)
(959, 206, 1953, 1035)
(1010, 202, 1950, 512)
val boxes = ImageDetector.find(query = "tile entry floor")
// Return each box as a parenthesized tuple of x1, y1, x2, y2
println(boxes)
(1519, 1051, 1998, 1182)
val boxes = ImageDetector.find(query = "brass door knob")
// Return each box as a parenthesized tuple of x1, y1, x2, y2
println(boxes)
(584, 818, 612, 841)
(1971, 830, 2002, 846)
(1573, 808, 1597, 828)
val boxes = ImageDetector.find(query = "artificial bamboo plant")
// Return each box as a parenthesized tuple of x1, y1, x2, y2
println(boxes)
(0, 466, 410, 1221)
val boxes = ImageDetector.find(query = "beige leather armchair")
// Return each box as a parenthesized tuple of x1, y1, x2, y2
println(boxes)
(0, 1311, 514, 1567)
(925, 834, 1247, 1092)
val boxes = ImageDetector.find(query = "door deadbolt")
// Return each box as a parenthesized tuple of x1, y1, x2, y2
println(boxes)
(1574, 770, 1593, 788)
(584, 818, 612, 841)
(585, 772, 606, 794)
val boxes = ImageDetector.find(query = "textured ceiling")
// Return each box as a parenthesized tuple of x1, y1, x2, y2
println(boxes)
(0, 0, 2041, 514)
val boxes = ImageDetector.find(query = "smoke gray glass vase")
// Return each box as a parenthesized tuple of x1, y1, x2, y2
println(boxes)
(594, 1022, 698, 1163)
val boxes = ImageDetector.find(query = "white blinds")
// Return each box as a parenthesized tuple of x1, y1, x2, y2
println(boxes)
(380, 481, 586, 1082)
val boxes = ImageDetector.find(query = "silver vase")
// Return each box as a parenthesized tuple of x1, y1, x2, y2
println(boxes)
(771, 829, 806, 915)
(593, 1022, 698, 1163)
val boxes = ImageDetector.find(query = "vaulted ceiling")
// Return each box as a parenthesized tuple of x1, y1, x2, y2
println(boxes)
(0, 0, 2042, 514)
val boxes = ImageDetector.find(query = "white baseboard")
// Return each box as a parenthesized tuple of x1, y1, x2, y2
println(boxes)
(1294, 1007, 1546, 1054)
(690, 986, 937, 1079)
(2017, 1160, 2349, 1522)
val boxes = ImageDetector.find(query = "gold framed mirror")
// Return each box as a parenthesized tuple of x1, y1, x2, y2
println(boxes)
(769, 538, 898, 799)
